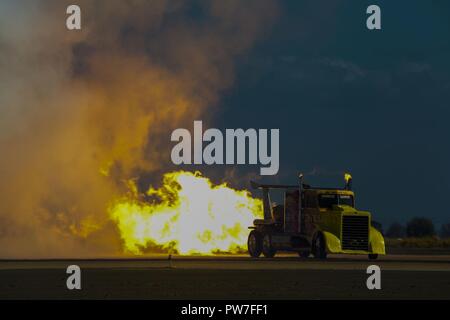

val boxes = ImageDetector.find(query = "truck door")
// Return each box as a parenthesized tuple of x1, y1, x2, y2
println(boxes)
(284, 190, 299, 233)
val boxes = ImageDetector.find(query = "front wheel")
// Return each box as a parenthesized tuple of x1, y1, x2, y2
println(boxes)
(262, 233, 276, 258)
(248, 230, 262, 258)
(312, 233, 327, 259)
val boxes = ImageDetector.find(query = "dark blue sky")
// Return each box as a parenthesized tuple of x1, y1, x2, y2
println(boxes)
(214, 0, 450, 227)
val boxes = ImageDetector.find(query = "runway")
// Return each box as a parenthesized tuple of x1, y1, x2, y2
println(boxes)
(1, 254, 449, 299)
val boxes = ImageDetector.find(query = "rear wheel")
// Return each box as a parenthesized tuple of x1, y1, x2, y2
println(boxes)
(312, 233, 327, 259)
(247, 230, 262, 258)
(262, 233, 276, 258)
(368, 254, 378, 260)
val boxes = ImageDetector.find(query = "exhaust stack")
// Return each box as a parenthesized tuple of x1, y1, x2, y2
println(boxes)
(345, 173, 353, 190)
(298, 173, 304, 233)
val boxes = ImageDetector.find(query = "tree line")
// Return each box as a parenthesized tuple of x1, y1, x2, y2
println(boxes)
(372, 218, 450, 238)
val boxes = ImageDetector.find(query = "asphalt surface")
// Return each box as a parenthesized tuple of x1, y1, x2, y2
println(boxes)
(1, 254, 449, 299)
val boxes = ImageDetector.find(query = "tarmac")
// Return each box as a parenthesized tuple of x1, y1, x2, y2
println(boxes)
(1, 254, 449, 299)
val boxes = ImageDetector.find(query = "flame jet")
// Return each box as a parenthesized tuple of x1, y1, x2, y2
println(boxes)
(110, 171, 263, 255)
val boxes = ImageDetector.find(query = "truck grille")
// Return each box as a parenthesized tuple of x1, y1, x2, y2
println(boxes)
(341, 216, 369, 250)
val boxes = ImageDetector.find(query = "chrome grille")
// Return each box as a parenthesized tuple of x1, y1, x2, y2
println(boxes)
(341, 215, 369, 250)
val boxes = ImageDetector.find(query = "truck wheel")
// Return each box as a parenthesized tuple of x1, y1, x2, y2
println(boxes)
(368, 254, 378, 260)
(313, 233, 327, 260)
(248, 230, 262, 258)
(262, 233, 276, 258)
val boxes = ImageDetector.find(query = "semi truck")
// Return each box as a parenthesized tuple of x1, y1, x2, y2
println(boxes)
(247, 173, 385, 259)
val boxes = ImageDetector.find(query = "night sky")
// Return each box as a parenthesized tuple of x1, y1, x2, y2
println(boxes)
(213, 0, 450, 228)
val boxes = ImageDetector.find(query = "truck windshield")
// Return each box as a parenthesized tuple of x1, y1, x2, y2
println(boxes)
(318, 194, 354, 208)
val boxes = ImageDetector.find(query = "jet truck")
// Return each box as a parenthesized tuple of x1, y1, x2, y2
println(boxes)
(247, 173, 385, 259)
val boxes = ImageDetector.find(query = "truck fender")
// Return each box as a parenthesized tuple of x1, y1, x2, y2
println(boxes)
(369, 227, 386, 254)
(321, 231, 341, 254)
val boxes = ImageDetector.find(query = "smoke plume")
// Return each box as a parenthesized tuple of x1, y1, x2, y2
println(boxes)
(0, 0, 278, 258)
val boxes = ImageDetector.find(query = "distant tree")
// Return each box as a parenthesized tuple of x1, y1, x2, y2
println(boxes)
(386, 222, 405, 238)
(440, 223, 450, 238)
(406, 217, 435, 238)
(371, 220, 383, 234)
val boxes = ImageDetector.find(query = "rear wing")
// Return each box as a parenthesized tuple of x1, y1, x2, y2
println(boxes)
(251, 172, 352, 191)
(250, 181, 298, 190)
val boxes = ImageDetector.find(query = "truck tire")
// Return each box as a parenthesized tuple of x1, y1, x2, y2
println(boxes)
(248, 230, 262, 258)
(312, 233, 327, 260)
(262, 233, 276, 258)
(368, 254, 378, 260)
